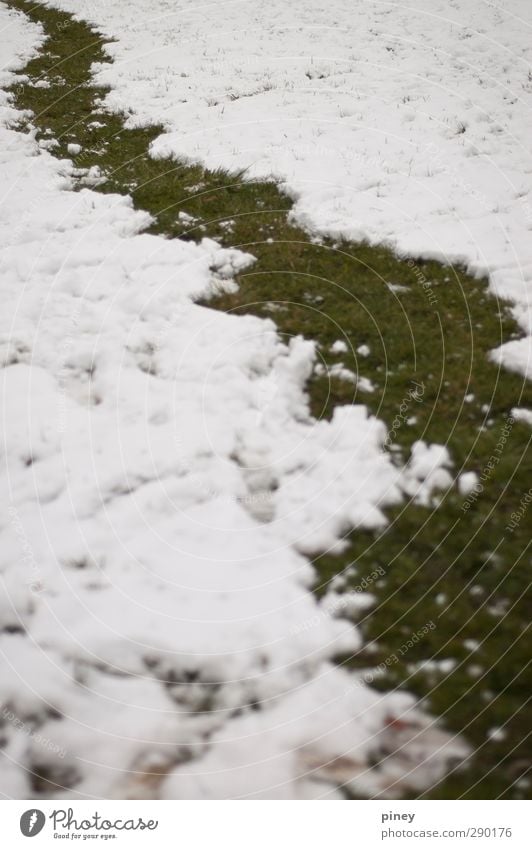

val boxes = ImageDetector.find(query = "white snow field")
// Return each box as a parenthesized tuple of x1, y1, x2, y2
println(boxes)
(48, 0, 532, 375)
(0, 0, 530, 800)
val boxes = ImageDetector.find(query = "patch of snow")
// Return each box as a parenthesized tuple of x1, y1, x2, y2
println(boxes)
(458, 471, 479, 496)
(330, 339, 348, 355)
(490, 337, 532, 378)
(487, 728, 508, 743)
(511, 407, 532, 427)
(403, 441, 454, 505)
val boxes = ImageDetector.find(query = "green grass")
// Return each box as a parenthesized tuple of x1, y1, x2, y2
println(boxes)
(6, 0, 532, 798)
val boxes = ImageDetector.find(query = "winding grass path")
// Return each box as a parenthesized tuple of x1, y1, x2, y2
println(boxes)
(6, 0, 532, 798)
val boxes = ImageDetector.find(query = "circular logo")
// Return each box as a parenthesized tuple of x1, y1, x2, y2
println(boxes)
(20, 810, 46, 837)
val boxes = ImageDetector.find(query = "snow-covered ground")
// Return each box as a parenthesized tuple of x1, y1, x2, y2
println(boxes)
(48, 0, 532, 374)
(0, 1, 470, 799)
(1, 0, 530, 799)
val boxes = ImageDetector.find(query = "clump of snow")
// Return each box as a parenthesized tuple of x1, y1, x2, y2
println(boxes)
(458, 471, 479, 496)
(329, 339, 348, 355)
(490, 337, 532, 379)
(487, 727, 507, 743)
(511, 407, 532, 427)
(402, 441, 454, 505)
(315, 362, 375, 392)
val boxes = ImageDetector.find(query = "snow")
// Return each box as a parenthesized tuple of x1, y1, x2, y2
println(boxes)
(511, 407, 532, 427)
(329, 339, 348, 355)
(458, 471, 479, 496)
(46, 0, 532, 378)
(402, 441, 453, 506)
(490, 335, 532, 378)
(0, 2, 468, 799)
